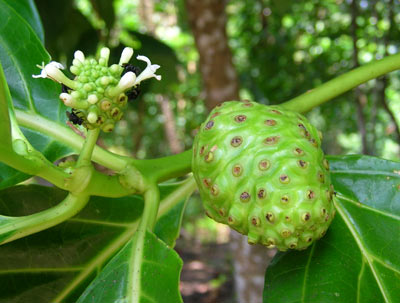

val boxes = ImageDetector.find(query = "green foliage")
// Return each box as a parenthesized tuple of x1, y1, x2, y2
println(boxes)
(0, 1, 399, 303)
(227, 0, 400, 159)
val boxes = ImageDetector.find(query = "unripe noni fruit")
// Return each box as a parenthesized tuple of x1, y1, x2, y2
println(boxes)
(192, 100, 335, 251)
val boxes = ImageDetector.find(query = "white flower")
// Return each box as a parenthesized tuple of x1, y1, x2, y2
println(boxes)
(74, 50, 85, 63)
(119, 47, 134, 65)
(32, 61, 64, 79)
(33, 61, 77, 90)
(134, 55, 162, 85)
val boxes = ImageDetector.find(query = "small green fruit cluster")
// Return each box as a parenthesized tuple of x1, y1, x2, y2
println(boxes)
(33, 48, 161, 132)
(192, 100, 335, 251)
(61, 55, 128, 132)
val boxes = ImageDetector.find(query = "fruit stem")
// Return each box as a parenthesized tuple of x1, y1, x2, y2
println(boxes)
(76, 128, 100, 167)
(281, 52, 400, 113)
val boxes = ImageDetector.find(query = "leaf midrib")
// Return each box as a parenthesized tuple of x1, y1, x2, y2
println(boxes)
(334, 198, 390, 303)
(331, 169, 400, 178)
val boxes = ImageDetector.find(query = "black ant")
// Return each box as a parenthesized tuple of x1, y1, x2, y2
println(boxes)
(66, 109, 84, 125)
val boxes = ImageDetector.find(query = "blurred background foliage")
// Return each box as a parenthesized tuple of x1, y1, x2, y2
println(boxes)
(34, 0, 400, 161)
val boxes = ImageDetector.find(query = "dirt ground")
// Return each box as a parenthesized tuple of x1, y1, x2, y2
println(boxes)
(176, 240, 236, 303)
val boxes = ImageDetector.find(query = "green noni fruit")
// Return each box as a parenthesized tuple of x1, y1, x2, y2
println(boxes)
(192, 100, 335, 251)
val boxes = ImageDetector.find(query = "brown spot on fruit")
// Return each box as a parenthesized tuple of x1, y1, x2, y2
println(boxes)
(270, 109, 282, 115)
(265, 212, 275, 223)
(307, 190, 315, 199)
(281, 195, 289, 203)
(205, 211, 213, 219)
(210, 112, 220, 119)
(211, 185, 219, 196)
(266, 238, 276, 248)
(242, 102, 253, 107)
(310, 138, 318, 147)
(199, 146, 205, 155)
(289, 243, 297, 249)
(205, 120, 214, 130)
(323, 159, 330, 170)
(251, 216, 260, 226)
(281, 229, 291, 238)
(298, 160, 308, 168)
(257, 189, 266, 199)
(240, 192, 250, 202)
(285, 216, 291, 221)
(218, 208, 226, 216)
(318, 171, 325, 183)
(203, 178, 211, 187)
(320, 208, 327, 218)
(231, 136, 243, 147)
(294, 148, 304, 155)
(234, 115, 247, 123)
(264, 136, 280, 145)
(204, 152, 214, 162)
(265, 119, 277, 126)
(302, 212, 311, 222)
(280, 174, 290, 184)
(228, 216, 235, 224)
(232, 164, 243, 177)
(258, 160, 270, 171)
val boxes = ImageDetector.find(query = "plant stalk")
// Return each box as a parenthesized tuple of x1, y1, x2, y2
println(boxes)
(281, 53, 400, 113)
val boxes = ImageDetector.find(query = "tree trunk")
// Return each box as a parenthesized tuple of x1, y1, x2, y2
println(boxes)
(185, 0, 240, 111)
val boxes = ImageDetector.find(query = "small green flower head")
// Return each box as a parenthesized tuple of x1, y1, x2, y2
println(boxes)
(33, 47, 161, 132)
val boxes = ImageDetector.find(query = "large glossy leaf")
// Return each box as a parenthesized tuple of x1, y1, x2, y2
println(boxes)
(3, 0, 44, 42)
(0, 181, 188, 302)
(0, 182, 186, 303)
(77, 230, 183, 303)
(263, 155, 400, 303)
(154, 200, 187, 248)
(0, 0, 75, 187)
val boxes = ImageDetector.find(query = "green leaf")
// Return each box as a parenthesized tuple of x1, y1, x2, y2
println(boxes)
(0, 0, 75, 187)
(0, 182, 183, 302)
(3, 0, 44, 42)
(154, 200, 186, 247)
(0, 185, 142, 303)
(263, 155, 400, 303)
(77, 231, 183, 303)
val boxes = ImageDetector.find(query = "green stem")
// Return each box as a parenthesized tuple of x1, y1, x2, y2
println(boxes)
(0, 193, 90, 245)
(134, 149, 193, 183)
(281, 53, 400, 113)
(76, 128, 100, 167)
(15, 109, 128, 171)
(16, 109, 193, 181)
(140, 185, 160, 231)
(158, 175, 197, 215)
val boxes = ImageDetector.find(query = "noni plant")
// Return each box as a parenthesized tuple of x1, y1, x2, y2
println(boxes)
(0, 2, 399, 303)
